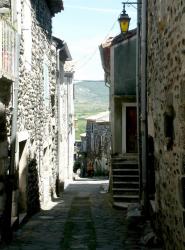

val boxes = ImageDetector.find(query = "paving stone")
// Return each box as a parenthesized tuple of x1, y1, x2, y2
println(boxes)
(0, 179, 163, 250)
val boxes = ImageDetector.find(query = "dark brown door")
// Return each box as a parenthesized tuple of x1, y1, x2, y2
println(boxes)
(126, 106, 137, 153)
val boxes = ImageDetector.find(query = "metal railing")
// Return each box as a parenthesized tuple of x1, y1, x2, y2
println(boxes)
(0, 17, 17, 80)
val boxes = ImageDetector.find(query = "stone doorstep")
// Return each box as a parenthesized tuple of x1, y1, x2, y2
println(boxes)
(113, 202, 130, 209)
(11, 216, 18, 227)
(10, 213, 28, 230)
(126, 203, 143, 220)
(141, 230, 163, 249)
(150, 200, 156, 213)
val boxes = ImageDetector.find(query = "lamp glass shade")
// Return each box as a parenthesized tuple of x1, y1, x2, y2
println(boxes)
(119, 19, 130, 33)
(118, 8, 131, 33)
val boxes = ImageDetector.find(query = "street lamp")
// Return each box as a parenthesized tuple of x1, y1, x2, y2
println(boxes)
(118, 3, 131, 33)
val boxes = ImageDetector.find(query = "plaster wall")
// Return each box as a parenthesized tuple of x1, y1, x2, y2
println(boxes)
(110, 36, 136, 155)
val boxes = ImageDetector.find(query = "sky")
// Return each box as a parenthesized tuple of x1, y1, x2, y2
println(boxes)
(52, 0, 137, 81)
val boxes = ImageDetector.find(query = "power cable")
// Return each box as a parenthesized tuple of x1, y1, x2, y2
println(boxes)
(75, 0, 137, 70)
(76, 18, 118, 70)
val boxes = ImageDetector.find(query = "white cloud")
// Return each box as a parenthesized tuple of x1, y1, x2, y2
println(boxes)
(65, 4, 120, 14)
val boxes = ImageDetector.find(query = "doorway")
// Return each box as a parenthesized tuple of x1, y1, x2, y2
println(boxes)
(122, 103, 137, 153)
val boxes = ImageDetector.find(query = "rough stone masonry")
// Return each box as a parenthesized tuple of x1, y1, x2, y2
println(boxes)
(147, 0, 185, 249)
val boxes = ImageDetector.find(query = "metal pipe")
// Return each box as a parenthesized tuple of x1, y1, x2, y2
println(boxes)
(140, 0, 148, 211)
(136, 0, 142, 200)
(56, 48, 61, 195)
(66, 76, 70, 179)
(10, 34, 20, 174)
(4, 32, 20, 242)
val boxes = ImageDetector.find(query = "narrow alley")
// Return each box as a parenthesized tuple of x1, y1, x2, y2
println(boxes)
(1, 0, 185, 249)
(1, 179, 160, 250)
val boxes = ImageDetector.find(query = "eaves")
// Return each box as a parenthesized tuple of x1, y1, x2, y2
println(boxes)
(46, 0, 64, 16)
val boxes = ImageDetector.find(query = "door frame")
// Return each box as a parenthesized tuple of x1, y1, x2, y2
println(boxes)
(122, 103, 137, 154)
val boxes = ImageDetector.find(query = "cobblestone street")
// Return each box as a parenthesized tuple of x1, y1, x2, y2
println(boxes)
(1, 179, 161, 250)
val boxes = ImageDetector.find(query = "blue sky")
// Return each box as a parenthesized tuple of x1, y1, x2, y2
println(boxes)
(53, 0, 137, 80)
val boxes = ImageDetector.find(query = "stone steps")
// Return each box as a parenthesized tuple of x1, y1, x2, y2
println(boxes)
(111, 157, 140, 208)
(112, 188, 139, 195)
(112, 161, 138, 169)
(112, 169, 139, 175)
(113, 175, 139, 182)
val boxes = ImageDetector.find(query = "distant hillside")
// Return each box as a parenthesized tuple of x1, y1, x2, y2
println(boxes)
(74, 80, 109, 139)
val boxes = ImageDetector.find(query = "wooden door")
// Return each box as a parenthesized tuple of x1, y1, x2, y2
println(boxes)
(126, 106, 137, 153)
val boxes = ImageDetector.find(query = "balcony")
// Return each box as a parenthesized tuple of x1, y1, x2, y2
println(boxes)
(0, 17, 17, 82)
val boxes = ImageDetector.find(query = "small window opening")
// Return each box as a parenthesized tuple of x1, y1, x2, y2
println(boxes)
(51, 94, 55, 117)
(164, 106, 175, 150)
(181, 177, 185, 208)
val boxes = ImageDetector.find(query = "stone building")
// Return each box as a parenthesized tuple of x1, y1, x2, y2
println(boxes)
(146, 0, 185, 249)
(80, 133, 87, 154)
(100, 31, 139, 208)
(15, 0, 65, 214)
(86, 111, 111, 176)
(0, 0, 75, 242)
(58, 60, 75, 185)
(0, 0, 19, 241)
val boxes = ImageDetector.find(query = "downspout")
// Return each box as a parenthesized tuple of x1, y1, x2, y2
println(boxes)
(56, 48, 61, 196)
(66, 76, 70, 179)
(136, 0, 142, 201)
(4, 33, 20, 241)
(140, 0, 148, 212)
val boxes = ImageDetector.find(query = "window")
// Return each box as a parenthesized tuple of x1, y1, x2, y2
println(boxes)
(164, 105, 175, 150)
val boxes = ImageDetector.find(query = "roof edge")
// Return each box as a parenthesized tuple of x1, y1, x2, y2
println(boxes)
(46, 0, 64, 16)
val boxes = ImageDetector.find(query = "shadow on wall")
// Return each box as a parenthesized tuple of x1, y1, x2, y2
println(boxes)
(27, 159, 40, 216)
(0, 83, 11, 242)
(54, 174, 64, 198)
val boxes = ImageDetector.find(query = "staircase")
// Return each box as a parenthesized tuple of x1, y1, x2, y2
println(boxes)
(111, 156, 140, 209)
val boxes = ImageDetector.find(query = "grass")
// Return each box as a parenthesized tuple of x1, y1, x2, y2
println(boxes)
(61, 221, 75, 249)
(60, 197, 96, 249)
(86, 220, 96, 250)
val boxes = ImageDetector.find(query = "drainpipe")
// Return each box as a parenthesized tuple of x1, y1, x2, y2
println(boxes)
(136, 0, 142, 201)
(140, 0, 148, 212)
(56, 48, 61, 196)
(4, 33, 20, 242)
(66, 76, 70, 179)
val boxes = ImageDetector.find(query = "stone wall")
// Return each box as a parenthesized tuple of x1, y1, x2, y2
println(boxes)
(147, 1, 185, 249)
(17, 0, 58, 209)
(58, 72, 75, 182)
(59, 77, 69, 182)
(0, 0, 10, 8)
(86, 120, 111, 175)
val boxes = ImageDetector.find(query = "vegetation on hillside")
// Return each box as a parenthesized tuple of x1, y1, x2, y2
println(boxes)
(74, 80, 109, 140)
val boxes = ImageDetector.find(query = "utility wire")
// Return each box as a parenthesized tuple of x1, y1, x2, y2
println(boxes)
(76, 0, 137, 70)
(127, 3, 137, 10)
(76, 18, 118, 70)
(77, 48, 98, 70)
